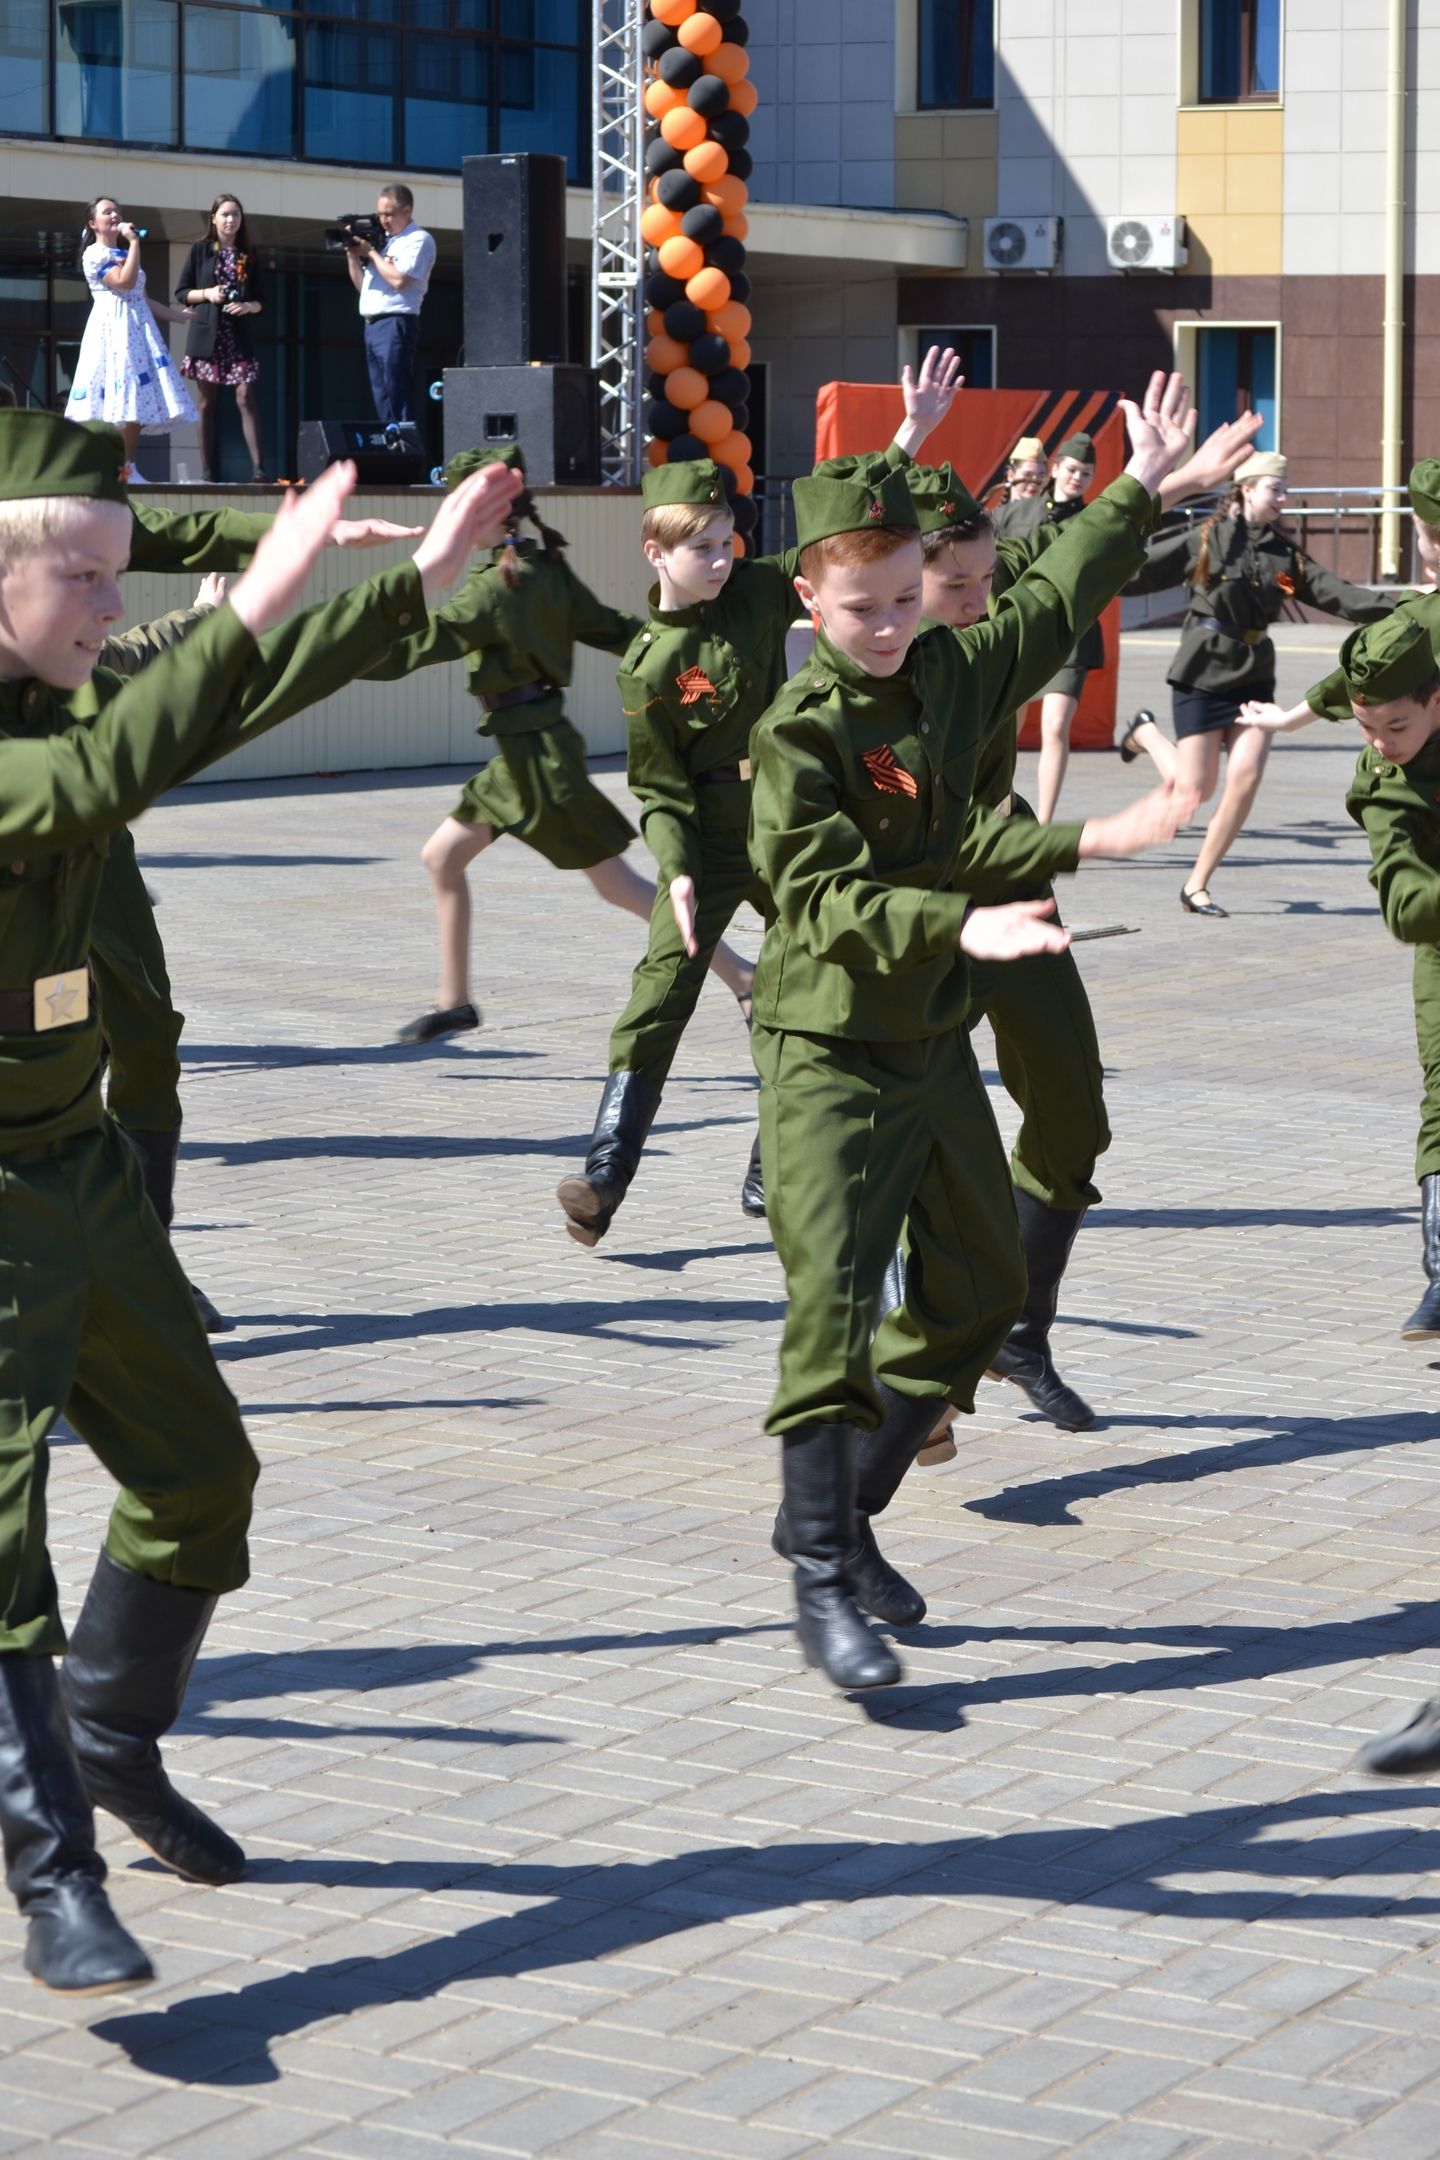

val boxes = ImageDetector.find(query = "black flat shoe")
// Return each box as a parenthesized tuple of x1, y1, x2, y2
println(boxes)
(397, 1002, 480, 1045)
(1358, 1697, 1440, 1776)
(1180, 886, 1228, 918)
(1116, 708, 1153, 762)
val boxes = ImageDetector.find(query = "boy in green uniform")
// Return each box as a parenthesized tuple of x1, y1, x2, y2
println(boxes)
(749, 375, 1199, 1692)
(0, 412, 519, 1993)
(555, 353, 962, 1247)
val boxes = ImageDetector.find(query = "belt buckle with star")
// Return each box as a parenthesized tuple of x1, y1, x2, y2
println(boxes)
(33, 969, 90, 1033)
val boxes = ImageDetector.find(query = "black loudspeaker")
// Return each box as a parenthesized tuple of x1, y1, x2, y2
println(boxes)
(441, 365, 599, 487)
(296, 419, 426, 486)
(461, 153, 567, 368)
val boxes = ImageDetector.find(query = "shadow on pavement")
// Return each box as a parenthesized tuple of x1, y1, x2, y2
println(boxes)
(215, 1293, 784, 1362)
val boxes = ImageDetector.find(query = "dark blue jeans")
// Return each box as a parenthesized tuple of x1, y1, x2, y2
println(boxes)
(364, 314, 420, 428)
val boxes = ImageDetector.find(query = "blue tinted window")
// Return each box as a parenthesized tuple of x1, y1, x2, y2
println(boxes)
(1201, 0, 1280, 103)
(405, 34, 489, 170)
(1197, 327, 1276, 451)
(914, 326, 994, 390)
(918, 1, 994, 110)
(55, 0, 177, 144)
(184, 7, 296, 155)
(0, 3, 49, 135)
(498, 42, 579, 172)
(304, 22, 394, 163)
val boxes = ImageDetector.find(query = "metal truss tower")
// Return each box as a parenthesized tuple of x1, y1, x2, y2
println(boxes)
(591, 0, 646, 486)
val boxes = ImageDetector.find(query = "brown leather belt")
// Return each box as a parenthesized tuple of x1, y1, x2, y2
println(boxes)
(481, 680, 555, 713)
(694, 759, 751, 788)
(0, 968, 93, 1035)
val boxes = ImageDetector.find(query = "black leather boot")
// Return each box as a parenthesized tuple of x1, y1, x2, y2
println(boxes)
(987, 1190, 1095, 1431)
(1402, 1176, 1440, 1339)
(740, 1132, 766, 1219)
(556, 1072, 662, 1247)
(120, 1127, 232, 1334)
(0, 1654, 153, 1994)
(877, 1248, 956, 1464)
(773, 1386, 943, 1627)
(779, 1424, 900, 1690)
(60, 1552, 244, 1887)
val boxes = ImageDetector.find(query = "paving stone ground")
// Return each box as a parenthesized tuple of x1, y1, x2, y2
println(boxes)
(6, 624, 1440, 2159)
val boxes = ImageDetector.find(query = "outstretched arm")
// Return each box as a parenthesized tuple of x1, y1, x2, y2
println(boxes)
(892, 344, 963, 459)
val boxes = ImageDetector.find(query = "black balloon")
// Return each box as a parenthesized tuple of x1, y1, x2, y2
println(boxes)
(645, 371, 672, 402)
(733, 497, 759, 533)
(687, 74, 731, 118)
(681, 203, 724, 245)
(728, 402, 750, 433)
(724, 14, 749, 43)
(646, 399, 688, 441)
(668, 432, 707, 462)
(709, 366, 748, 406)
(728, 268, 751, 305)
(645, 268, 686, 309)
(642, 17, 676, 58)
(726, 146, 754, 182)
(689, 331, 731, 375)
(664, 299, 706, 342)
(645, 135, 683, 177)
(710, 111, 750, 152)
(656, 167, 701, 211)
(705, 234, 746, 277)
(719, 465, 742, 501)
(657, 44, 703, 87)
(706, 0, 743, 18)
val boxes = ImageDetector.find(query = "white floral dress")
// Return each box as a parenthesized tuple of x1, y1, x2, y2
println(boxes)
(65, 244, 197, 432)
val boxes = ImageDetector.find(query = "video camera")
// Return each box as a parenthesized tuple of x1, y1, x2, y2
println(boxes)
(324, 213, 385, 254)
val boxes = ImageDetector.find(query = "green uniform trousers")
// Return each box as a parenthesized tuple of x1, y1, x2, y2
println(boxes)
(608, 784, 759, 1088)
(1414, 943, 1440, 1181)
(91, 827, 184, 1135)
(966, 933, 1109, 1212)
(0, 1119, 257, 1657)
(452, 718, 637, 872)
(754, 1021, 1027, 1437)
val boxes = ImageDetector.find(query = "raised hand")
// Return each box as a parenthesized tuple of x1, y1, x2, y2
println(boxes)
(958, 898, 1070, 963)
(669, 874, 699, 958)
(1120, 371, 1199, 496)
(194, 572, 228, 611)
(230, 463, 358, 641)
(1077, 778, 1200, 860)
(412, 464, 527, 595)
(1159, 408, 1264, 507)
(899, 344, 964, 447)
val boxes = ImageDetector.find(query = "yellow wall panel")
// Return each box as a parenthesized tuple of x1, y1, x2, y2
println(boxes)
(1177, 108, 1283, 276)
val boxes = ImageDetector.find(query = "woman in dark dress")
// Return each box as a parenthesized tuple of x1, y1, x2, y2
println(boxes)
(176, 196, 267, 483)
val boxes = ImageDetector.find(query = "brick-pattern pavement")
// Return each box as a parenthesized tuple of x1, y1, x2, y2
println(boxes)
(6, 627, 1440, 2158)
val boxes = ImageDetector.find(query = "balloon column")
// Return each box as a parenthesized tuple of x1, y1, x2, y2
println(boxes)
(640, 0, 758, 553)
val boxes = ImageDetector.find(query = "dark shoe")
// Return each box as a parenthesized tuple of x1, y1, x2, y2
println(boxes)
(556, 1072, 662, 1248)
(397, 1001, 480, 1046)
(1401, 1175, 1440, 1339)
(0, 1655, 153, 1995)
(121, 1128, 231, 1333)
(60, 1553, 245, 1887)
(1116, 708, 1152, 762)
(1180, 885, 1228, 918)
(988, 1191, 1095, 1432)
(781, 1424, 900, 1688)
(740, 1132, 766, 1219)
(875, 1249, 955, 1466)
(250, 470, 271, 485)
(1358, 1698, 1440, 1776)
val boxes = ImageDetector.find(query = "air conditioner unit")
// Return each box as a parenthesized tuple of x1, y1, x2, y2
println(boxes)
(1107, 214, 1188, 273)
(983, 216, 1062, 274)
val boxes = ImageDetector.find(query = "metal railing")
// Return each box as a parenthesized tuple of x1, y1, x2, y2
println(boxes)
(1124, 485, 1419, 629)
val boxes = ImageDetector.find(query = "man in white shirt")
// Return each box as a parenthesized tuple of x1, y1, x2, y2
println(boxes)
(346, 183, 437, 430)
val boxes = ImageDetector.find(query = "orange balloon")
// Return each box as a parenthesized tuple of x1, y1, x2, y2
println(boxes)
(704, 176, 747, 216)
(707, 299, 751, 342)
(660, 104, 707, 151)
(646, 437, 669, 468)
(657, 232, 704, 280)
(644, 78, 684, 120)
(731, 463, 754, 495)
(641, 203, 682, 246)
(731, 533, 746, 558)
(648, 177, 660, 203)
(705, 41, 749, 83)
(677, 10, 723, 54)
(650, 0, 695, 21)
(727, 337, 751, 370)
(683, 140, 729, 184)
(686, 265, 731, 311)
(645, 307, 664, 336)
(728, 77, 758, 116)
(722, 212, 749, 241)
(645, 334, 689, 374)
(664, 365, 708, 410)
(713, 429, 752, 469)
(689, 399, 731, 444)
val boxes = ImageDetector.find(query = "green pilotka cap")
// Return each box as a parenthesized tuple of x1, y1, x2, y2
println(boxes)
(1342, 611, 1438, 704)
(792, 455, 918, 552)
(1410, 460, 1440, 527)
(444, 442, 525, 488)
(0, 412, 130, 503)
(1056, 432, 1094, 465)
(904, 460, 982, 535)
(642, 457, 727, 511)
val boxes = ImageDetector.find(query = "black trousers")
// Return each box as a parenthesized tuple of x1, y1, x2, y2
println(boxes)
(364, 316, 420, 428)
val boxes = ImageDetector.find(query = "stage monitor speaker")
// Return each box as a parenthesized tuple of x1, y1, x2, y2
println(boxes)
(296, 419, 426, 486)
(441, 365, 599, 488)
(461, 153, 567, 368)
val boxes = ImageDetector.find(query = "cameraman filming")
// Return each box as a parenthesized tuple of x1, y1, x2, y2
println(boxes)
(345, 183, 436, 431)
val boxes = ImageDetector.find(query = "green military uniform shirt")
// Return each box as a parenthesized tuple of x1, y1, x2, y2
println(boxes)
(991, 492, 1105, 674)
(1127, 514, 1391, 697)
(1346, 732, 1440, 945)
(126, 500, 273, 572)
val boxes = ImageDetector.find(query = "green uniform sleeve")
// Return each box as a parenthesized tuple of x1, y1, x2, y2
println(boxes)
(356, 561, 502, 681)
(96, 607, 209, 678)
(1125, 518, 1197, 596)
(955, 804, 1083, 895)
(1312, 589, 1440, 723)
(1347, 760, 1440, 944)
(1296, 556, 1392, 625)
(128, 501, 274, 573)
(990, 525, 1063, 600)
(564, 564, 643, 656)
(623, 670, 702, 888)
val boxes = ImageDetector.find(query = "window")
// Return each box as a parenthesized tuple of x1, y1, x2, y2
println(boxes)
(55, 0, 177, 145)
(304, 22, 394, 164)
(0, 3, 49, 135)
(405, 34, 490, 169)
(1200, 0, 1280, 104)
(1194, 325, 1277, 449)
(912, 325, 995, 389)
(184, 7, 297, 157)
(918, 0, 994, 111)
